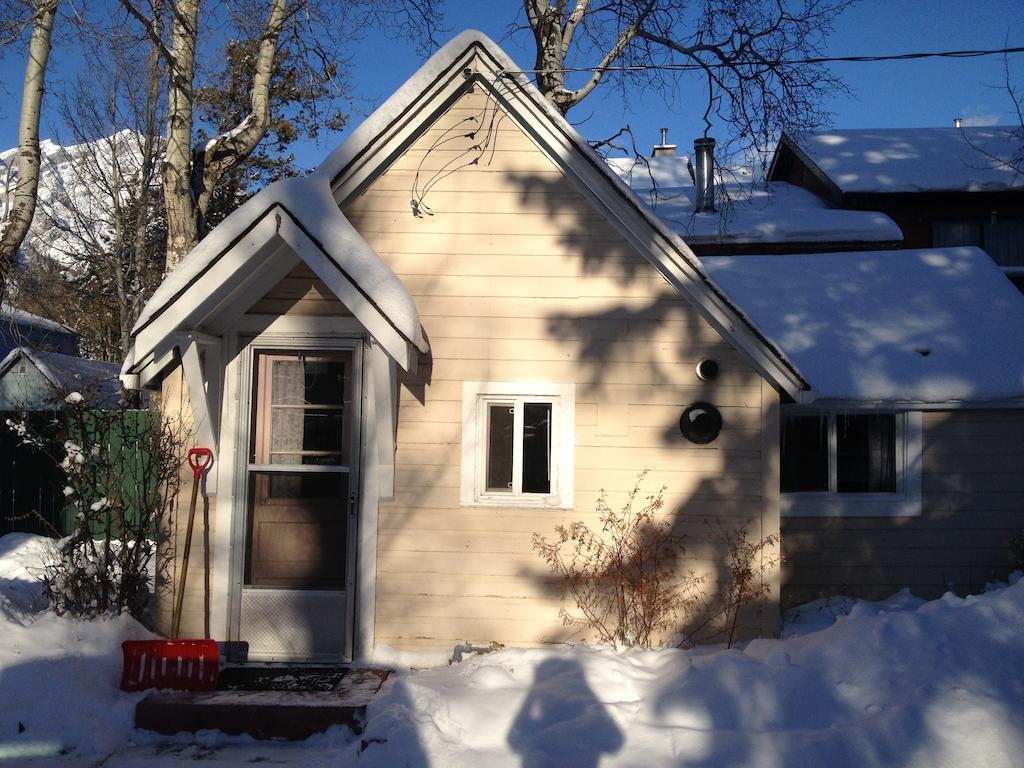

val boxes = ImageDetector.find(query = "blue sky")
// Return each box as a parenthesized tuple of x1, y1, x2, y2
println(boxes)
(3, 0, 1022, 169)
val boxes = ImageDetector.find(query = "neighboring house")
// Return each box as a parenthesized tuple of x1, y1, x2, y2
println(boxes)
(703, 248, 1024, 607)
(770, 127, 1024, 289)
(607, 153, 902, 256)
(0, 346, 122, 538)
(0, 303, 78, 357)
(121, 31, 1024, 662)
(0, 346, 122, 410)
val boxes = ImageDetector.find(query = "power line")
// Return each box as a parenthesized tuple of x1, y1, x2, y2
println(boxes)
(501, 45, 1024, 76)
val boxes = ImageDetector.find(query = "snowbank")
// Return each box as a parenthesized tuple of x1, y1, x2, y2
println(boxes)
(3, 532, 1024, 766)
(358, 575, 1024, 768)
(0, 534, 154, 761)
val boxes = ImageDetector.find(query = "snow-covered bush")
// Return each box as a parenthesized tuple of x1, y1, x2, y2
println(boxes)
(6, 396, 182, 620)
(533, 472, 704, 648)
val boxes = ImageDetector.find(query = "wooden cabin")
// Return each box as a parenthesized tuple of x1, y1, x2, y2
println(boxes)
(122, 32, 1024, 661)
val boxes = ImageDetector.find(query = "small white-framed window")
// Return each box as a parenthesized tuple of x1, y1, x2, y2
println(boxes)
(780, 408, 922, 517)
(461, 381, 575, 508)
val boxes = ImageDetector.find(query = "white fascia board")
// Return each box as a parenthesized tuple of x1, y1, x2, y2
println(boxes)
(327, 52, 476, 201)
(274, 212, 413, 370)
(179, 337, 219, 493)
(326, 38, 807, 399)
(369, 340, 397, 499)
(802, 396, 1024, 411)
(129, 215, 283, 371)
(129, 206, 418, 379)
(119, 372, 140, 390)
(131, 347, 177, 390)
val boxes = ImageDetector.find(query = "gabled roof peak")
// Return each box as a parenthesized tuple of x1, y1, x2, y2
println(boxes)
(312, 29, 808, 396)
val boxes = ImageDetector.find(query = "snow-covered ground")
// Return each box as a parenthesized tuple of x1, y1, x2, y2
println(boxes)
(3, 531, 1024, 767)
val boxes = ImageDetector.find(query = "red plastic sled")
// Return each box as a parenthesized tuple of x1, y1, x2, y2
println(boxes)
(120, 639, 219, 692)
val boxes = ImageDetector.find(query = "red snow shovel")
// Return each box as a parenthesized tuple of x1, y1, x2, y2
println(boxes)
(120, 448, 219, 692)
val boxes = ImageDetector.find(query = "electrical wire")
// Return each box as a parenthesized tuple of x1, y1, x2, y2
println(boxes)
(500, 45, 1024, 76)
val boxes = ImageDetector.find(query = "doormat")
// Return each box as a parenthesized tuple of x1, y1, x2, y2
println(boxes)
(218, 666, 370, 692)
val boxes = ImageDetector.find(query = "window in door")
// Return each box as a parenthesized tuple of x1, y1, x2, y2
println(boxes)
(244, 351, 355, 588)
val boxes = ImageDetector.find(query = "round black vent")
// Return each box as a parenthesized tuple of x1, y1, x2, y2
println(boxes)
(696, 358, 720, 381)
(679, 402, 723, 444)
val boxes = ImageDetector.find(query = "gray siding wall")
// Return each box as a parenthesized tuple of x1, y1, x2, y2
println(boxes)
(782, 409, 1024, 608)
(0, 361, 59, 410)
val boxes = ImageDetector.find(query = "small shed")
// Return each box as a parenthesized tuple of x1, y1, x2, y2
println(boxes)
(0, 347, 122, 411)
(122, 30, 805, 661)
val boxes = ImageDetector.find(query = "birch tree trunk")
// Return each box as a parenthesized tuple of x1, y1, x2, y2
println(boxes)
(0, 0, 59, 302)
(162, 0, 200, 271)
(161, 0, 286, 270)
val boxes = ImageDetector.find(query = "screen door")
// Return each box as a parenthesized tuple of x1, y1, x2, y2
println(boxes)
(238, 349, 358, 661)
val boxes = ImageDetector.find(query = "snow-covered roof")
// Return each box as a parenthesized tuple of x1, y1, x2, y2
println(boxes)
(608, 156, 902, 245)
(0, 303, 72, 335)
(704, 247, 1024, 403)
(780, 127, 1024, 194)
(0, 347, 122, 409)
(127, 174, 428, 381)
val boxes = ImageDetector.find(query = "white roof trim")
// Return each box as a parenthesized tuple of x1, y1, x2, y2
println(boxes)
(314, 30, 808, 398)
(123, 176, 427, 386)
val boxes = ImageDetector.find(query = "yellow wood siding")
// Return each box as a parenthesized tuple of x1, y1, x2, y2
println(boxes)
(345, 91, 779, 650)
(155, 365, 215, 639)
(781, 409, 1024, 607)
(248, 263, 353, 316)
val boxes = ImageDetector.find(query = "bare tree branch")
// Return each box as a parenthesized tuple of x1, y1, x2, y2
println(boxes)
(525, 0, 854, 161)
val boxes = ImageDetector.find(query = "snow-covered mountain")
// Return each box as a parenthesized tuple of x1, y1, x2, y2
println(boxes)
(0, 130, 157, 268)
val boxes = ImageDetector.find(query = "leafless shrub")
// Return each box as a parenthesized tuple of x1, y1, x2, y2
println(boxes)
(533, 472, 704, 648)
(680, 522, 781, 648)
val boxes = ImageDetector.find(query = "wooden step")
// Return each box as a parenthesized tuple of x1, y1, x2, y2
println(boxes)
(134, 667, 390, 740)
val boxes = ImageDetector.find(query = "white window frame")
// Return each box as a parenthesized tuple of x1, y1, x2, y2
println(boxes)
(461, 381, 575, 509)
(781, 408, 922, 518)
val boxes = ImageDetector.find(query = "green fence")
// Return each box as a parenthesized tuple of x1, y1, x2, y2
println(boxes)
(1, 409, 161, 538)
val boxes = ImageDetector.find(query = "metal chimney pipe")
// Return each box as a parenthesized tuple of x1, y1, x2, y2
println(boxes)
(953, 116, 962, 128)
(694, 137, 716, 212)
(652, 128, 676, 157)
